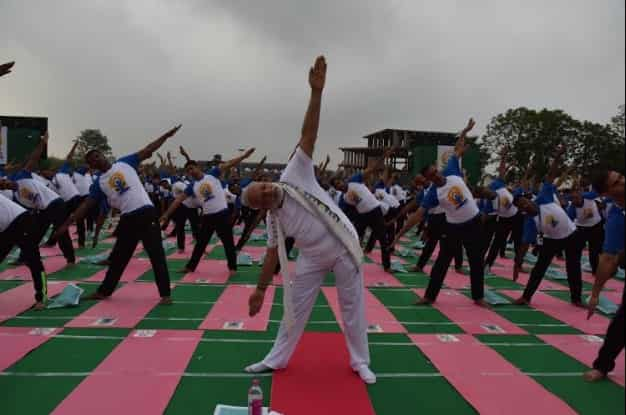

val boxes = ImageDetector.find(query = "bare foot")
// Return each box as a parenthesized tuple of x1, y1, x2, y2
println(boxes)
(383, 268, 393, 274)
(178, 268, 193, 274)
(33, 302, 45, 311)
(229, 270, 237, 277)
(159, 297, 173, 305)
(512, 297, 529, 306)
(572, 300, 585, 308)
(474, 299, 491, 309)
(411, 266, 424, 273)
(583, 369, 606, 382)
(415, 297, 433, 306)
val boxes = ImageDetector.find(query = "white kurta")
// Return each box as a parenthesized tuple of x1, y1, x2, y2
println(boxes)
(261, 148, 369, 371)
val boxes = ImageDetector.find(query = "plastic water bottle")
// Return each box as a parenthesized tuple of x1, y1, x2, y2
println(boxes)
(248, 379, 263, 415)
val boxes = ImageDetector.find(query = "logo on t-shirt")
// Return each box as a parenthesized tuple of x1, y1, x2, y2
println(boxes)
(346, 190, 362, 206)
(447, 186, 467, 210)
(583, 208, 594, 219)
(500, 196, 512, 210)
(108, 172, 130, 195)
(198, 182, 214, 201)
(19, 186, 39, 204)
(545, 215, 559, 228)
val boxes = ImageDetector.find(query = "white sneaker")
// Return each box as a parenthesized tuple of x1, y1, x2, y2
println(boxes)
(244, 362, 273, 373)
(357, 365, 377, 384)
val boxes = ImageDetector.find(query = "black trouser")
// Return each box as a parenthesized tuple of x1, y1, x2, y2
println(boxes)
(522, 232, 582, 303)
(485, 212, 524, 268)
(97, 207, 170, 297)
(172, 205, 201, 251)
(236, 207, 260, 250)
(187, 209, 237, 271)
(417, 213, 463, 270)
(396, 201, 408, 237)
(425, 215, 485, 301)
(357, 207, 391, 270)
(31, 200, 75, 263)
(575, 223, 604, 275)
(66, 196, 86, 247)
(84, 195, 98, 233)
(365, 208, 398, 253)
(0, 213, 47, 302)
(274, 237, 296, 274)
(593, 277, 625, 374)
(481, 214, 498, 258)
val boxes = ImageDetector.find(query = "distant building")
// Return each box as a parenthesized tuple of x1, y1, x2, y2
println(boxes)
(340, 129, 481, 185)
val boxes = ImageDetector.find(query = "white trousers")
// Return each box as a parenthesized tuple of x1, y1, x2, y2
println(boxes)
(262, 247, 370, 370)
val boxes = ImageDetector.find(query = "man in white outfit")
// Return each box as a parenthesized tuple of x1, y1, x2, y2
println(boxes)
(241, 56, 375, 384)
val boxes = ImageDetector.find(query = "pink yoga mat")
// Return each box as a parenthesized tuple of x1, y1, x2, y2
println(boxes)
(51, 329, 203, 415)
(421, 265, 470, 290)
(180, 260, 232, 284)
(538, 334, 625, 386)
(323, 287, 406, 333)
(0, 265, 30, 281)
(602, 291, 624, 305)
(410, 334, 577, 415)
(583, 273, 624, 292)
(0, 327, 62, 371)
(500, 290, 611, 334)
(361, 264, 404, 288)
(199, 284, 275, 331)
(86, 259, 152, 283)
(65, 283, 161, 328)
(0, 282, 68, 323)
(39, 246, 63, 257)
(414, 289, 526, 334)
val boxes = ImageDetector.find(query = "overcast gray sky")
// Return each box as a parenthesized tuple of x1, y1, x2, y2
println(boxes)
(1, 0, 624, 167)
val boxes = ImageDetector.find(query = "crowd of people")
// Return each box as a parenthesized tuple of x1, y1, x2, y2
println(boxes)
(0, 58, 623, 385)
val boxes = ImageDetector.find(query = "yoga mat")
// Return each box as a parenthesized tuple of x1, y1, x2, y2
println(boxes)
(322, 287, 406, 333)
(86, 259, 152, 282)
(65, 283, 161, 328)
(51, 329, 203, 415)
(271, 332, 376, 415)
(603, 291, 624, 305)
(500, 290, 611, 334)
(583, 274, 625, 292)
(0, 327, 62, 371)
(361, 264, 404, 288)
(414, 289, 527, 334)
(39, 246, 63, 257)
(538, 335, 625, 386)
(366, 250, 406, 266)
(199, 284, 275, 331)
(422, 265, 470, 290)
(180, 260, 233, 284)
(0, 265, 31, 281)
(409, 334, 577, 415)
(240, 246, 267, 261)
(506, 271, 568, 291)
(0, 282, 68, 323)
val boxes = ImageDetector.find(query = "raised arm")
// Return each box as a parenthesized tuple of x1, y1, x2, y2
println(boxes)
(455, 118, 476, 158)
(24, 132, 49, 172)
(0, 61, 15, 78)
(137, 124, 182, 162)
(363, 148, 394, 182)
(298, 56, 327, 158)
(250, 156, 267, 180)
(320, 155, 331, 175)
(546, 145, 566, 183)
(65, 140, 79, 162)
(220, 148, 256, 171)
(393, 207, 427, 246)
(179, 145, 192, 163)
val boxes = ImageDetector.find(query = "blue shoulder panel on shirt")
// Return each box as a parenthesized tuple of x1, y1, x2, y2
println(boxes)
(349, 173, 364, 184)
(523, 216, 538, 244)
(421, 186, 439, 209)
(603, 205, 625, 255)
(443, 155, 462, 177)
(535, 181, 556, 205)
(59, 163, 72, 174)
(489, 178, 505, 191)
(12, 170, 33, 181)
(118, 154, 140, 169)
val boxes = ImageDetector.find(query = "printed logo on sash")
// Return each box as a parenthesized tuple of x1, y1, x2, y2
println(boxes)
(447, 186, 467, 210)
(109, 172, 130, 194)
(198, 182, 214, 201)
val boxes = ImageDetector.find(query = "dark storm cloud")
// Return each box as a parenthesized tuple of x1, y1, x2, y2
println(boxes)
(1, 0, 624, 167)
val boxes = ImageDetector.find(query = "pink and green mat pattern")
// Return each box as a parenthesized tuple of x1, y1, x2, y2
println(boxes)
(0, 228, 624, 414)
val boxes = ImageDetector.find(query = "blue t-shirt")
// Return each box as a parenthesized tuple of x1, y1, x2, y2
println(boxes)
(349, 173, 364, 184)
(489, 178, 506, 192)
(59, 162, 73, 174)
(603, 205, 625, 255)
(443, 154, 462, 178)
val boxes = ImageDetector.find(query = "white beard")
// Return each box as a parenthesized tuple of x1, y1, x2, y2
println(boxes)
(270, 184, 284, 210)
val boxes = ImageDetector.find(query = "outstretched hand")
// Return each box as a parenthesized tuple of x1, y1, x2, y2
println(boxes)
(249, 288, 265, 317)
(587, 294, 599, 320)
(0, 61, 15, 78)
(463, 118, 476, 134)
(165, 124, 182, 139)
(309, 56, 327, 91)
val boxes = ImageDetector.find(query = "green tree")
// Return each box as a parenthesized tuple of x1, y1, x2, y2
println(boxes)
(571, 121, 624, 176)
(75, 129, 112, 161)
(610, 104, 625, 140)
(480, 108, 579, 181)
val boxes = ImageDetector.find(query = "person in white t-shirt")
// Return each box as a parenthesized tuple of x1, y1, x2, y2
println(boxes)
(512, 147, 582, 306)
(52, 125, 182, 304)
(161, 148, 256, 275)
(73, 166, 97, 235)
(169, 177, 200, 252)
(568, 179, 604, 275)
(483, 151, 524, 273)
(344, 149, 395, 272)
(0, 195, 48, 309)
(240, 56, 375, 384)
(394, 118, 488, 307)
(0, 133, 76, 265)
